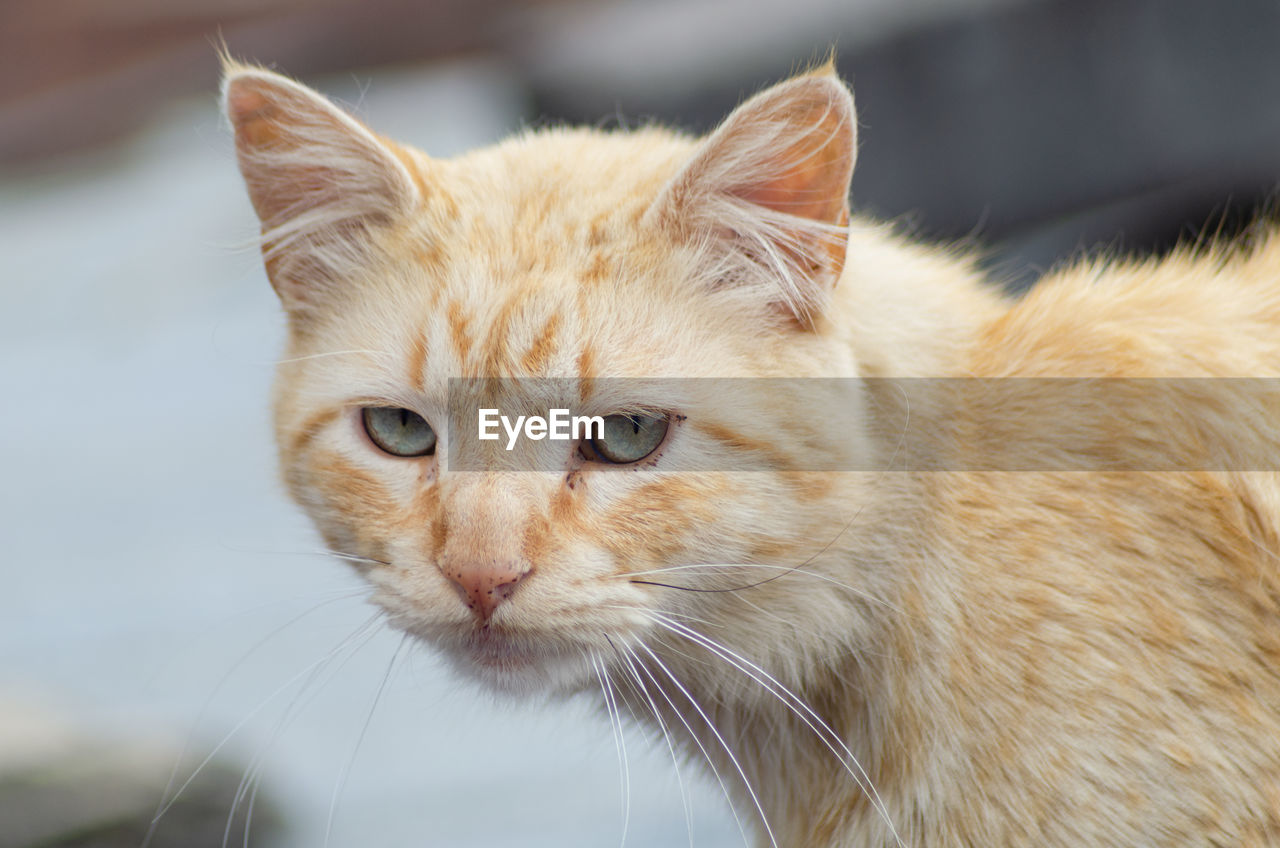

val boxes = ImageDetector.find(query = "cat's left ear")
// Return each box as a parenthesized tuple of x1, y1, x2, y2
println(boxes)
(648, 66, 856, 327)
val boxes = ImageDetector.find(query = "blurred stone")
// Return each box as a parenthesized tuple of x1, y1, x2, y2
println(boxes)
(0, 700, 284, 848)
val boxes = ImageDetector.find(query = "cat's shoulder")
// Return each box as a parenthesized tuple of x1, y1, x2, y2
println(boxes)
(970, 231, 1280, 378)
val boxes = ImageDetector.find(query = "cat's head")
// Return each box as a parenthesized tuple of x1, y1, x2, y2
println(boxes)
(223, 59, 869, 694)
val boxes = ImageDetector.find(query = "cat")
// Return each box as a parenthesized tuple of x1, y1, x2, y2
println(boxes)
(222, 55, 1280, 846)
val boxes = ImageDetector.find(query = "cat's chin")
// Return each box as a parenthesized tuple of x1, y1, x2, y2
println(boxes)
(440, 640, 594, 697)
(440, 645, 593, 696)
(380, 604, 610, 696)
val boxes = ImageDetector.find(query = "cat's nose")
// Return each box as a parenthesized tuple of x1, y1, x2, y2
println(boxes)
(441, 560, 532, 623)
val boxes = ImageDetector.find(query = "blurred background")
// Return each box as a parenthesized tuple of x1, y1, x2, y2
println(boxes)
(3, 0, 1280, 845)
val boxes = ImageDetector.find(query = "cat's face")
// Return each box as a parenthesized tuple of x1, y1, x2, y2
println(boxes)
(225, 60, 862, 695)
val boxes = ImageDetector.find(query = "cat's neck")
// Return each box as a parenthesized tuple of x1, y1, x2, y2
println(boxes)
(623, 229, 1003, 843)
(836, 221, 1005, 379)
(625, 464, 953, 846)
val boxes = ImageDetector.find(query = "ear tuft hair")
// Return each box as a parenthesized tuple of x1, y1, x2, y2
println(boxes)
(649, 70, 856, 326)
(221, 63, 420, 311)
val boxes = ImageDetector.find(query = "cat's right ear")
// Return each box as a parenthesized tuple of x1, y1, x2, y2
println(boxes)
(647, 66, 856, 328)
(221, 61, 421, 312)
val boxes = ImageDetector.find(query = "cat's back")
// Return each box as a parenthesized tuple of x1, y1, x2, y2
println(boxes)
(913, 234, 1280, 844)
(974, 233, 1280, 377)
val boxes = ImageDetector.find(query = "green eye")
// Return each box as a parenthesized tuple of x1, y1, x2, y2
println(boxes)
(362, 407, 436, 457)
(585, 413, 669, 464)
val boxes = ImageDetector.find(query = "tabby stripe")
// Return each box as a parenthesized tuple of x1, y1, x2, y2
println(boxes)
(696, 420, 795, 469)
(520, 313, 561, 374)
(447, 299, 473, 366)
(289, 407, 342, 457)
(407, 330, 429, 392)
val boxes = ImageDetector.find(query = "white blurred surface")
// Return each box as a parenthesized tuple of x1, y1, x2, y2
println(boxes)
(0, 58, 740, 847)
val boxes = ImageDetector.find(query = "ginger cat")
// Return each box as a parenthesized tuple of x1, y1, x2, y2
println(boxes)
(223, 57, 1280, 846)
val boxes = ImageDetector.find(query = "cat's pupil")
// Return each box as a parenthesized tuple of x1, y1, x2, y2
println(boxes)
(588, 413, 668, 464)
(362, 406, 436, 457)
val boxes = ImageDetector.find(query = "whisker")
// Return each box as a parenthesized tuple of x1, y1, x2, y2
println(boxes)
(320, 550, 392, 567)
(214, 540, 390, 571)
(628, 544, 840, 595)
(223, 616, 384, 848)
(245, 622, 386, 843)
(623, 563, 903, 614)
(323, 633, 406, 847)
(716, 592, 897, 663)
(634, 641, 778, 848)
(599, 603, 724, 631)
(611, 641, 696, 848)
(592, 653, 632, 847)
(150, 612, 382, 831)
(646, 612, 904, 848)
(237, 616, 382, 848)
(723, 587, 804, 631)
(275, 349, 384, 365)
(604, 658, 633, 847)
(625, 640, 753, 847)
(142, 591, 364, 848)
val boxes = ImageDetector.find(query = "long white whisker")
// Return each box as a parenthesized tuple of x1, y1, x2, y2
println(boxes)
(241, 630, 375, 848)
(595, 652, 633, 847)
(321, 550, 391, 567)
(323, 633, 406, 847)
(614, 643, 696, 848)
(623, 563, 903, 614)
(276, 349, 383, 365)
(224, 616, 383, 848)
(626, 640, 753, 847)
(725, 588, 805, 632)
(142, 592, 364, 848)
(647, 612, 904, 848)
(237, 770, 264, 848)
(151, 613, 381, 830)
(597, 654, 632, 845)
(635, 640, 778, 848)
(599, 603, 724, 631)
(591, 654, 627, 846)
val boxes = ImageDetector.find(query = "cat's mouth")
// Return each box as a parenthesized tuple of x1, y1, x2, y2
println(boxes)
(376, 592, 616, 693)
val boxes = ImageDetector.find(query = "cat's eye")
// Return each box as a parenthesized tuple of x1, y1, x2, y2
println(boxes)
(362, 407, 437, 457)
(583, 413, 669, 464)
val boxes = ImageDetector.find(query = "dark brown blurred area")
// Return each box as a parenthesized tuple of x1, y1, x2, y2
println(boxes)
(5, 0, 1280, 282)
(0, 0, 561, 163)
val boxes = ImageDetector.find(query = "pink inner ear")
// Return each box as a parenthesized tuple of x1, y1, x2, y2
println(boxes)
(727, 98, 855, 280)
(650, 73, 858, 324)
(736, 158, 851, 226)
(224, 75, 366, 229)
(226, 82, 282, 148)
(732, 102, 854, 228)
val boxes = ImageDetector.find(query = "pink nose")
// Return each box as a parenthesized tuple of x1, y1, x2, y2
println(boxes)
(441, 560, 532, 623)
